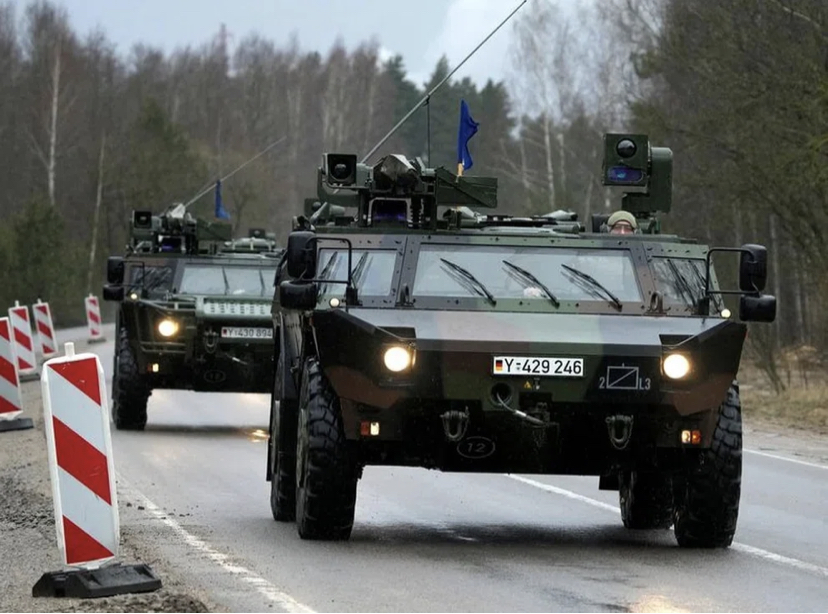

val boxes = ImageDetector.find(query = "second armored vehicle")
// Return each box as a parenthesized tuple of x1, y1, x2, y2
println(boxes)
(267, 136, 776, 548)
(103, 205, 284, 430)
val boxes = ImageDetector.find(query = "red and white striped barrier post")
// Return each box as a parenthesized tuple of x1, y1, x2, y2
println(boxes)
(33, 342, 161, 599)
(0, 316, 33, 432)
(84, 294, 106, 344)
(9, 301, 39, 381)
(33, 299, 58, 361)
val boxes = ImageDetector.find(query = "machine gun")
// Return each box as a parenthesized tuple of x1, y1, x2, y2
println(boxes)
(600, 133, 673, 234)
(295, 153, 497, 231)
(129, 204, 233, 255)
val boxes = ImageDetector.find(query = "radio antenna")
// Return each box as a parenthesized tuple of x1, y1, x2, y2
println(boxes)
(360, 0, 528, 165)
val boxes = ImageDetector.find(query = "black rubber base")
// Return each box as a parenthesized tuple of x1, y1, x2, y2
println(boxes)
(0, 417, 34, 432)
(88, 337, 107, 344)
(32, 563, 162, 599)
(19, 372, 39, 382)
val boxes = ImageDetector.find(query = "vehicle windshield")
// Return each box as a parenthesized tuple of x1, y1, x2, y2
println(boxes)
(412, 244, 643, 303)
(317, 249, 398, 297)
(179, 265, 277, 297)
(651, 257, 720, 309)
(129, 265, 173, 293)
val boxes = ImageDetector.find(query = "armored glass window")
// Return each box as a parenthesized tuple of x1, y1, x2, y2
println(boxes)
(651, 258, 717, 309)
(413, 244, 643, 303)
(179, 265, 277, 297)
(317, 249, 397, 297)
(129, 265, 173, 292)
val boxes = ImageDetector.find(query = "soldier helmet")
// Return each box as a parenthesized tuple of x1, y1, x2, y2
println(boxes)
(607, 210, 638, 230)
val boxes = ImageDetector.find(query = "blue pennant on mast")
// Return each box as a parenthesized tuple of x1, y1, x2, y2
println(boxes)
(214, 179, 230, 220)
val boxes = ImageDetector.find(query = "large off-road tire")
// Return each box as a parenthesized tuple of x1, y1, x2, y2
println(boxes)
(270, 354, 297, 522)
(673, 383, 742, 548)
(295, 358, 358, 540)
(111, 327, 150, 431)
(619, 470, 674, 530)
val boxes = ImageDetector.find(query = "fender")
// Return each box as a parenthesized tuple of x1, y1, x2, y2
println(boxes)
(267, 314, 300, 481)
(279, 313, 300, 402)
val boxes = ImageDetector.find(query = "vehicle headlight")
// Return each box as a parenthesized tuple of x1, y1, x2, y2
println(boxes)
(383, 346, 412, 372)
(157, 318, 179, 337)
(663, 353, 691, 379)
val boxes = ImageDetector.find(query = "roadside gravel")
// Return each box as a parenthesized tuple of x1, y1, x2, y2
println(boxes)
(0, 338, 216, 613)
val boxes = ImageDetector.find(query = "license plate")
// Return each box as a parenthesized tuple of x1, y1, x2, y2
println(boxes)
(220, 327, 273, 339)
(493, 356, 584, 377)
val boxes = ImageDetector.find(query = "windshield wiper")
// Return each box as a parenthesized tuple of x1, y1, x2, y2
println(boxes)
(439, 258, 497, 306)
(502, 260, 559, 307)
(561, 264, 623, 311)
(317, 252, 339, 293)
(220, 267, 230, 294)
(666, 259, 698, 309)
(351, 252, 370, 288)
(684, 260, 722, 311)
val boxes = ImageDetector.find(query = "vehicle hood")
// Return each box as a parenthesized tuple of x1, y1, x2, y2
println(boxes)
(313, 308, 741, 356)
(311, 308, 746, 415)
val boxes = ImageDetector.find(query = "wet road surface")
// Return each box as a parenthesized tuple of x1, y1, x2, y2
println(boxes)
(85, 335, 828, 612)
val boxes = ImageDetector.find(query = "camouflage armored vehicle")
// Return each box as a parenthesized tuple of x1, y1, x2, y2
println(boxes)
(266, 135, 776, 547)
(103, 204, 284, 430)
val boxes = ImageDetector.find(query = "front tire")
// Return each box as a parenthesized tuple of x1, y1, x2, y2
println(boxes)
(111, 326, 150, 431)
(295, 358, 358, 540)
(619, 470, 674, 530)
(673, 383, 742, 548)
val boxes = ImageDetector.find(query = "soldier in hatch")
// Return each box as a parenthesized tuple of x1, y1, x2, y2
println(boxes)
(607, 210, 637, 235)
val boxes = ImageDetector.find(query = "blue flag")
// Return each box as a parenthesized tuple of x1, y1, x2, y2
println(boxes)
(456, 99, 479, 173)
(215, 179, 230, 220)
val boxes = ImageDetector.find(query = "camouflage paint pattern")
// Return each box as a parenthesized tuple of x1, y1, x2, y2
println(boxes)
(114, 248, 282, 393)
(274, 144, 774, 476)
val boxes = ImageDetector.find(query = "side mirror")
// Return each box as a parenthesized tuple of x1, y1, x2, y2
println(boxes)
(739, 294, 776, 323)
(739, 244, 767, 292)
(286, 231, 317, 279)
(103, 284, 125, 302)
(106, 256, 125, 285)
(279, 280, 318, 311)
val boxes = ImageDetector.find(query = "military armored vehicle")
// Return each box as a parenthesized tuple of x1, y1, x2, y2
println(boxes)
(103, 204, 284, 430)
(266, 135, 776, 548)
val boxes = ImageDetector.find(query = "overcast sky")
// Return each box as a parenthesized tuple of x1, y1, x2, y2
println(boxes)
(9, 0, 528, 88)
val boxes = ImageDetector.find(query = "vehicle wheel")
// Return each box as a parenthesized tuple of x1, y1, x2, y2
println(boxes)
(111, 327, 150, 431)
(270, 354, 297, 522)
(619, 470, 674, 530)
(673, 382, 742, 548)
(295, 358, 358, 540)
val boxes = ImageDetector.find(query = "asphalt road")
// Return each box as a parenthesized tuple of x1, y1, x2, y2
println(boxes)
(83, 334, 828, 612)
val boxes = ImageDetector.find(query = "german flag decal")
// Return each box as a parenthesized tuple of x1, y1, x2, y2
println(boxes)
(494, 359, 504, 372)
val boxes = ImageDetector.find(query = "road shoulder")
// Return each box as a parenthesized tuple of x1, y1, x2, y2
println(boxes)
(0, 338, 217, 613)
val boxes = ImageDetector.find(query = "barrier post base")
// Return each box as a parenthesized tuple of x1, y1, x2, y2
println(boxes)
(0, 417, 34, 432)
(32, 563, 162, 599)
(88, 337, 106, 344)
(19, 372, 39, 382)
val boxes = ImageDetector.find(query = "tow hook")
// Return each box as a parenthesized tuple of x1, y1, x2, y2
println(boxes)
(606, 414, 634, 450)
(440, 409, 469, 442)
(203, 329, 218, 354)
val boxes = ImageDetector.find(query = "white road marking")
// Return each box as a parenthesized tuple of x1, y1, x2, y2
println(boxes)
(744, 448, 828, 471)
(731, 543, 828, 578)
(506, 474, 828, 580)
(116, 474, 315, 613)
(507, 474, 618, 513)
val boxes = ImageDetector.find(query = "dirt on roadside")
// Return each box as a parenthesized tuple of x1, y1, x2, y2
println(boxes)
(0, 341, 215, 613)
